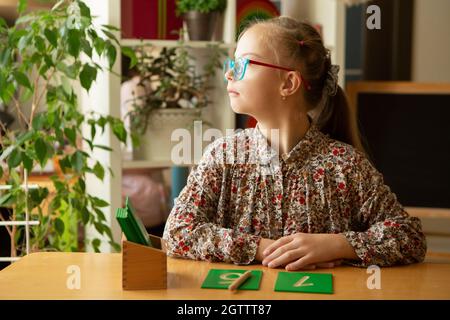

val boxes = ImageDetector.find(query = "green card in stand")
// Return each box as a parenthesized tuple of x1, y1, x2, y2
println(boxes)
(115, 197, 152, 247)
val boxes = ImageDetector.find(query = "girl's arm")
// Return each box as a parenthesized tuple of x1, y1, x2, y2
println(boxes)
(261, 150, 427, 270)
(342, 151, 427, 267)
(162, 141, 261, 265)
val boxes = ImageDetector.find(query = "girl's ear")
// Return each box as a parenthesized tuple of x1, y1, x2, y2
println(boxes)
(279, 71, 302, 97)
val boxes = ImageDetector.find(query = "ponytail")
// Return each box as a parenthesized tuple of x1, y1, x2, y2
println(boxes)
(318, 86, 365, 153)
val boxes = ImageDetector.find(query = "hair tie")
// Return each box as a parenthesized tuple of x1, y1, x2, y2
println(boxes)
(324, 64, 340, 97)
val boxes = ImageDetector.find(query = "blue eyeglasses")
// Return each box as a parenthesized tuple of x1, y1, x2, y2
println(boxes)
(223, 57, 311, 90)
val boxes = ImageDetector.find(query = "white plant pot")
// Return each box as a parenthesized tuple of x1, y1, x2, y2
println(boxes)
(133, 108, 202, 162)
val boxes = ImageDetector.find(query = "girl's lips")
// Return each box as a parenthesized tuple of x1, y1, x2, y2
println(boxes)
(227, 89, 239, 95)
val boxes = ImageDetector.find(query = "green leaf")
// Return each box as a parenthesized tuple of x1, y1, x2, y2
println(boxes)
(56, 62, 78, 79)
(64, 127, 76, 146)
(0, 81, 15, 105)
(79, 64, 97, 91)
(109, 241, 121, 253)
(29, 187, 48, 206)
(77, 177, 85, 193)
(93, 37, 105, 56)
(83, 138, 93, 151)
(90, 123, 96, 140)
(0, 17, 7, 29)
(7, 148, 22, 168)
(93, 161, 104, 181)
(32, 113, 46, 131)
(0, 193, 12, 206)
(92, 238, 101, 252)
(54, 218, 65, 236)
(35, 138, 47, 165)
(11, 29, 28, 45)
(103, 224, 113, 239)
(13, 71, 32, 90)
(61, 76, 72, 95)
(0, 165, 3, 179)
(71, 151, 84, 173)
(39, 64, 50, 77)
(93, 144, 112, 152)
(22, 152, 33, 172)
(34, 36, 46, 52)
(57, 156, 71, 174)
(102, 30, 119, 45)
(44, 28, 58, 47)
(94, 222, 104, 235)
(81, 207, 90, 225)
(16, 131, 34, 146)
(0, 48, 11, 66)
(67, 29, 81, 57)
(121, 46, 137, 68)
(53, 179, 65, 192)
(91, 196, 109, 208)
(78, 1, 91, 19)
(44, 55, 53, 68)
(80, 38, 92, 58)
(87, 29, 98, 40)
(102, 24, 120, 31)
(94, 208, 106, 222)
(17, 0, 27, 14)
(112, 121, 126, 143)
(17, 33, 30, 51)
(105, 43, 117, 69)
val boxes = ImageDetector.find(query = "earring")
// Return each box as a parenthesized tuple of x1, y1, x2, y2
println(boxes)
(281, 95, 286, 101)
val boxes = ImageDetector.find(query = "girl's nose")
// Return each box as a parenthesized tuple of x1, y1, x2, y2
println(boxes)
(225, 69, 234, 81)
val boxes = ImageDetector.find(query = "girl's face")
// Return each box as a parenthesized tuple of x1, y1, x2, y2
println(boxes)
(226, 26, 285, 120)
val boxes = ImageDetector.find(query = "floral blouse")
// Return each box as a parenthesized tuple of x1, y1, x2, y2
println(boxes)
(163, 123, 427, 267)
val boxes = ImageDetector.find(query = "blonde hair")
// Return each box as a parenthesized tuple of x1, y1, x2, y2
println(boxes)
(239, 16, 365, 153)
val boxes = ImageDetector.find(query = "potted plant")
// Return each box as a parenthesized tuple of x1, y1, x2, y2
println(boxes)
(0, 0, 136, 258)
(176, 0, 227, 41)
(126, 36, 227, 163)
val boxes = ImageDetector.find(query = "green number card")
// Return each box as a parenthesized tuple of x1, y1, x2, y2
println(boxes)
(274, 272, 333, 294)
(201, 269, 262, 290)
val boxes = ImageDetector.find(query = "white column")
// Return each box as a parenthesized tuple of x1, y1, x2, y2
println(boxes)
(223, 0, 236, 44)
(281, 0, 346, 87)
(81, 0, 122, 252)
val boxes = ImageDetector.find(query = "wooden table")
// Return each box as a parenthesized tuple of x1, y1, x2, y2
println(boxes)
(0, 252, 449, 300)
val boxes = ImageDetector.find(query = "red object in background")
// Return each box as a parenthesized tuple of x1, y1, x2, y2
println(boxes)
(121, 0, 183, 40)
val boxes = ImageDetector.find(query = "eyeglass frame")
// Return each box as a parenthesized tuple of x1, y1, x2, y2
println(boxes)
(223, 57, 311, 90)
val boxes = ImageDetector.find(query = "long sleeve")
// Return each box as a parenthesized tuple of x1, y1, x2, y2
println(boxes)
(343, 151, 427, 267)
(163, 141, 261, 264)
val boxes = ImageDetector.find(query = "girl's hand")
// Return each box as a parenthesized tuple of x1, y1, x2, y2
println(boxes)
(261, 233, 355, 271)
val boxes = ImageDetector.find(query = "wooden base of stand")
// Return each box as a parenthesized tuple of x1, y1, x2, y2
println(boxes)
(122, 235, 167, 290)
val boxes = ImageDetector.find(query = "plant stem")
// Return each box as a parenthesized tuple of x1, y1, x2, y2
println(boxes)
(11, 95, 29, 129)
(29, 73, 41, 126)
(0, 213, 12, 237)
(35, 67, 57, 116)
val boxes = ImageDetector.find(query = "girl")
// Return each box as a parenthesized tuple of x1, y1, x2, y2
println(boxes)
(163, 17, 426, 270)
